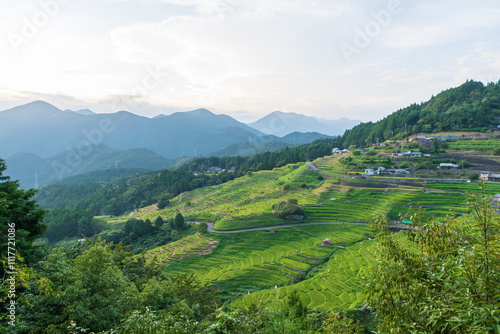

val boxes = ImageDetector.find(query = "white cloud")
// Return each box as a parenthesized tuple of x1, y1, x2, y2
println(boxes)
(147, 0, 355, 17)
(0, 0, 499, 121)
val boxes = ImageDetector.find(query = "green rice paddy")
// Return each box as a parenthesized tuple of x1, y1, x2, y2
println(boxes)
(131, 153, 499, 312)
(233, 239, 377, 311)
(446, 139, 499, 151)
(142, 233, 219, 267)
(163, 224, 372, 306)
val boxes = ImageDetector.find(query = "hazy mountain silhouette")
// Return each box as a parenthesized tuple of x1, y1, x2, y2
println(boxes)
(249, 111, 360, 136)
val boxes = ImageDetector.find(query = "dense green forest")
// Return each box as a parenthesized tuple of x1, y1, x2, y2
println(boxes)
(342, 80, 500, 147)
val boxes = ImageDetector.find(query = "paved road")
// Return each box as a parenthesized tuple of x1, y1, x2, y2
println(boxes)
(192, 221, 368, 234)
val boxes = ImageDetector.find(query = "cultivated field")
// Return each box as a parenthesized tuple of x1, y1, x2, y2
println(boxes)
(232, 239, 377, 311)
(132, 150, 500, 312)
(163, 224, 373, 308)
(143, 233, 219, 267)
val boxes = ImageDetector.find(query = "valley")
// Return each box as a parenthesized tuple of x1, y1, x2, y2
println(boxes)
(89, 142, 500, 314)
(2, 80, 500, 332)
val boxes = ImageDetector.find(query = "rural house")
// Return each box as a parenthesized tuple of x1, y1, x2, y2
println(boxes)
(481, 171, 500, 182)
(207, 166, 224, 174)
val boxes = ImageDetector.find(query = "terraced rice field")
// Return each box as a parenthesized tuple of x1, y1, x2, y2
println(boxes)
(143, 233, 219, 267)
(132, 155, 490, 312)
(425, 182, 500, 194)
(137, 156, 485, 230)
(304, 183, 473, 222)
(446, 139, 499, 150)
(141, 163, 322, 229)
(305, 189, 415, 222)
(232, 239, 378, 311)
(163, 224, 372, 302)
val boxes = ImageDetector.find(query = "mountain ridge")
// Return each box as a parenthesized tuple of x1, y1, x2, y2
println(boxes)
(0, 101, 264, 159)
(341, 80, 500, 147)
(5, 144, 174, 189)
(249, 110, 360, 137)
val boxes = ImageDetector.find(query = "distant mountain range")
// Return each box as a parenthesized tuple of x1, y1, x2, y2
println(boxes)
(0, 101, 347, 187)
(249, 111, 360, 136)
(0, 101, 265, 159)
(5, 145, 174, 189)
(209, 132, 329, 156)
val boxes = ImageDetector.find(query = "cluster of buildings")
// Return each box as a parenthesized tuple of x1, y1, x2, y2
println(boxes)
(438, 163, 459, 169)
(193, 166, 235, 175)
(410, 135, 459, 142)
(410, 136, 433, 142)
(332, 148, 350, 154)
(364, 167, 409, 176)
(391, 151, 426, 157)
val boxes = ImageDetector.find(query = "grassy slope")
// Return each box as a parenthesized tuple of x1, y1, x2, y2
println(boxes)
(446, 139, 499, 151)
(141, 163, 320, 229)
(163, 224, 373, 310)
(140, 154, 500, 229)
(134, 151, 500, 311)
(233, 238, 377, 311)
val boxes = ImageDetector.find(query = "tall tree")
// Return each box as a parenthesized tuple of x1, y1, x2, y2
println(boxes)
(18, 241, 139, 333)
(174, 213, 184, 233)
(0, 159, 46, 268)
(431, 137, 440, 153)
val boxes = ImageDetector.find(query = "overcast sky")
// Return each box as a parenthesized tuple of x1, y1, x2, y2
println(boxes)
(0, 0, 499, 122)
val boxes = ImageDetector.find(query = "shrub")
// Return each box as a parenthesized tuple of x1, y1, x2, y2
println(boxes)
(272, 202, 305, 219)
(157, 195, 170, 210)
(292, 272, 306, 284)
(196, 222, 208, 234)
(469, 173, 479, 181)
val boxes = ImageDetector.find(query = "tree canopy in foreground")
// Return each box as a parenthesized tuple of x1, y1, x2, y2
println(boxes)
(368, 184, 500, 334)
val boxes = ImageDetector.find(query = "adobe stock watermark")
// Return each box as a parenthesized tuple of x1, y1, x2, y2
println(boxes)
(8, 0, 73, 54)
(339, 0, 404, 63)
(5, 222, 17, 327)
(51, 65, 164, 180)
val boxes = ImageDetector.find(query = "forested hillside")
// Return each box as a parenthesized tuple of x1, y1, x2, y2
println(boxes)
(35, 138, 339, 217)
(342, 80, 500, 147)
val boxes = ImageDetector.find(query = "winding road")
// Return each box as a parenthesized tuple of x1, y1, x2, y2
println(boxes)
(192, 221, 369, 233)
